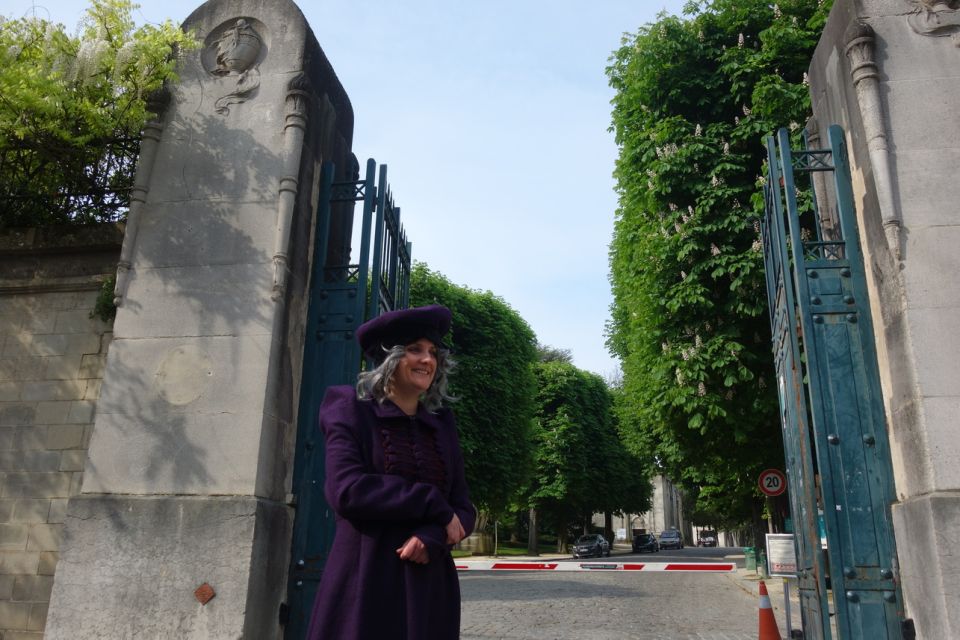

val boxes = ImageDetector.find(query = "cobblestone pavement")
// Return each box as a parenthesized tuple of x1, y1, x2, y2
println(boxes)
(459, 556, 800, 640)
(460, 570, 760, 640)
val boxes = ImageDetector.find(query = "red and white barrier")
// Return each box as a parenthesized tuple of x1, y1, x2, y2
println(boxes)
(455, 561, 736, 572)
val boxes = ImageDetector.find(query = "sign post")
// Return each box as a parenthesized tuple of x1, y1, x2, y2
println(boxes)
(766, 532, 798, 637)
(758, 468, 787, 497)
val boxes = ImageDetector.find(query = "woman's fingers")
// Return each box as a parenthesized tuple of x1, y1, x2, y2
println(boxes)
(396, 536, 429, 564)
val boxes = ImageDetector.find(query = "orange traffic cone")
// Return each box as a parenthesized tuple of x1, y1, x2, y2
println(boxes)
(758, 580, 782, 640)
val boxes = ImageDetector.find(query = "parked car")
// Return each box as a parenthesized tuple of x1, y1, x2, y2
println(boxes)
(697, 530, 718, 547)
(632, 532, 659, 553)
(572, 534, 610, 558)
(658, 529, 684, 550)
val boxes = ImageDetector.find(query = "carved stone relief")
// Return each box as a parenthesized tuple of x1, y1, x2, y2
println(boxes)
(201, 18, 269, 115)
(908, 0, 960, 44)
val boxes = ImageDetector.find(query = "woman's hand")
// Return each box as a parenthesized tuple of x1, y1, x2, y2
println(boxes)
(445, 513, 466, 545)
(396, 536, 429, 564)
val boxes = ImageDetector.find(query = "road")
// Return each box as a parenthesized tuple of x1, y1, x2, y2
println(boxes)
(459, 547, 760, 640)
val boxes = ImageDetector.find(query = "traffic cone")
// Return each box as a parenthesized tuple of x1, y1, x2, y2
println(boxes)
(757, 580, 782, 640)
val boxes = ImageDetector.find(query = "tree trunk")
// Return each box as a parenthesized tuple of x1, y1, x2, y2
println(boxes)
(527, 507, 539, 556)
(556, 518, 568, 553)
(604, 511, 614, 546)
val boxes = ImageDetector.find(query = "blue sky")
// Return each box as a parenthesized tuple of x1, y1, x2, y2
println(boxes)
(5, 0, 687, 377)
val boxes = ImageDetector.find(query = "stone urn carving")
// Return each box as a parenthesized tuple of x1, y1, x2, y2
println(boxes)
(213, 19, 261, 75)
(204, 18, 266, 115)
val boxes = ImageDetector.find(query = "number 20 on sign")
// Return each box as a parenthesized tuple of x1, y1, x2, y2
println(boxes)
(758, 469, 786, 497)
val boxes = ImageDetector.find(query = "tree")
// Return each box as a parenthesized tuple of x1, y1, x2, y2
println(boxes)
(524, 361, 650, 551)
(0, 0, 196, 227)
(605, 0, 832, 540)
(409, 263, 538, 518)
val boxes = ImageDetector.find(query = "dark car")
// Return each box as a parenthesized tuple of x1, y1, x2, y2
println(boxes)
(632, 533, 659, 553)
(697, 530, 718, 547)
(572, 534, 610, 558)
(658, 529, 684, 550)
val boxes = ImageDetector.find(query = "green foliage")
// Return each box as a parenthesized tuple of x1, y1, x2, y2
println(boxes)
(0, 0, 197, 227)
(525, 362, 652, 536)
(409, 263, 539, 516)
(90, 274, 117, 322)
(606, 0, 832, 526)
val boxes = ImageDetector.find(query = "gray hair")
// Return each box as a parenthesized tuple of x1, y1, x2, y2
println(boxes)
(356, 344, 456, 412)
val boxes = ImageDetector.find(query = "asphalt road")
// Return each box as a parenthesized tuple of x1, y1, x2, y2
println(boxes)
(459, 547, 761, 640)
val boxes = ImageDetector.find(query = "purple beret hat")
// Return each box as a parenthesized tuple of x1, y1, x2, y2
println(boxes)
(356, 304, 452, 361)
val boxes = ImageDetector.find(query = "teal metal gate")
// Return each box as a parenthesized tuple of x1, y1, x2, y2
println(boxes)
(762, 126, 905, 638)
(284, 158, 411, 638)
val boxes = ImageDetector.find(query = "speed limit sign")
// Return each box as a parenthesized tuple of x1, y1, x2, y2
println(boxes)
(758, 469, 787, 496)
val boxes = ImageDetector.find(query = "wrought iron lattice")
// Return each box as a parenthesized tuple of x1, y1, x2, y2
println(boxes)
(329, 180, 367, 203)
(792, 149, 835, 173)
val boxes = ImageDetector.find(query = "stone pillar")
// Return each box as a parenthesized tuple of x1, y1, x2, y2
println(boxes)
(44, 1, 354, 638)
(807, 1, 960, 637)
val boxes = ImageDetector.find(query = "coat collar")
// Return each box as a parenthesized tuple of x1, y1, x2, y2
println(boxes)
(370, 397, 445, 430)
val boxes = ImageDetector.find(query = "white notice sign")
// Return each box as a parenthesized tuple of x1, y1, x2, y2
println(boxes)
(765, 533, 797, 577)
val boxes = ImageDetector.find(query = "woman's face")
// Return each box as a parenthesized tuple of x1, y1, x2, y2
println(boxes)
(391, 338, 438, 398)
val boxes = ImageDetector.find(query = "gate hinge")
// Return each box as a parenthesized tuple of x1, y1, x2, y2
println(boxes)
(279, 602, 290, 626)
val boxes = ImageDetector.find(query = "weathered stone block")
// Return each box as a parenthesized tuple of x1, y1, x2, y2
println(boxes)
(0, 524, 28, 550)
(0, 427, 14, 450)
(3, 473, 71, 499)
(33, 402, 70, 426)
(0, 574, 13, 598)
(82, 379, 101, 401)
(134, 202, 280, 270)
(57, 451, 86, 473)
(45, 495, 291, 640)
(0, 382, 21, 401)
(0, 551, 39, 575)
(5, 631, 44, 639)
(12, 427, 45, 451)
(65, 401, 95, 425)
(44, 425, 84, 451)
(12, 575, 53, 602)
(112, 263, 275, 340)
(64, 335, 102, 355)
(77, 354, 105, 380)
(0, 404, 35, 428)
(27, 601, 48, 631)
(906, 306, 960, 399)
(0, 358, 45, 383)
(53, 311, 106, 336)
(2, 452, 61, 473)
(42, 353, 85, 382)
(0, 499, 13, 522)
(37, 552, 57, 575)
(0, 600, 30, 629)
(893, 493, 960, 639)
(46, 500, 67, 524)
(11, 500, 50, 524)
(26, 524, 62, 552)
(20, 381, 85, 403)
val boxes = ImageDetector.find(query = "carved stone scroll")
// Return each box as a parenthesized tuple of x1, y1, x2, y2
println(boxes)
(907, 0, 960, 44)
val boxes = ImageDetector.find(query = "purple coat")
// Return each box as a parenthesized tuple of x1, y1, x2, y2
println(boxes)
(306, 385, 476, 640)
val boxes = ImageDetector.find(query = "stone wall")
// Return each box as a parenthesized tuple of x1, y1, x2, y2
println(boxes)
(0, 225, 121, 639)
(808, 2, 960, 637)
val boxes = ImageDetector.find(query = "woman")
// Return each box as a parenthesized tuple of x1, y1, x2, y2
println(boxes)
(306, 304, 476, 640)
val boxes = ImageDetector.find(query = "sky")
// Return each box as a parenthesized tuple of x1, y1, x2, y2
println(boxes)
(4, 0, 688, 377)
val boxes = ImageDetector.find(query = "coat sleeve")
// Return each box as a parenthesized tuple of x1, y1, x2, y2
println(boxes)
(445, 411, 477, 539)
(320, 390, 455, 526)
